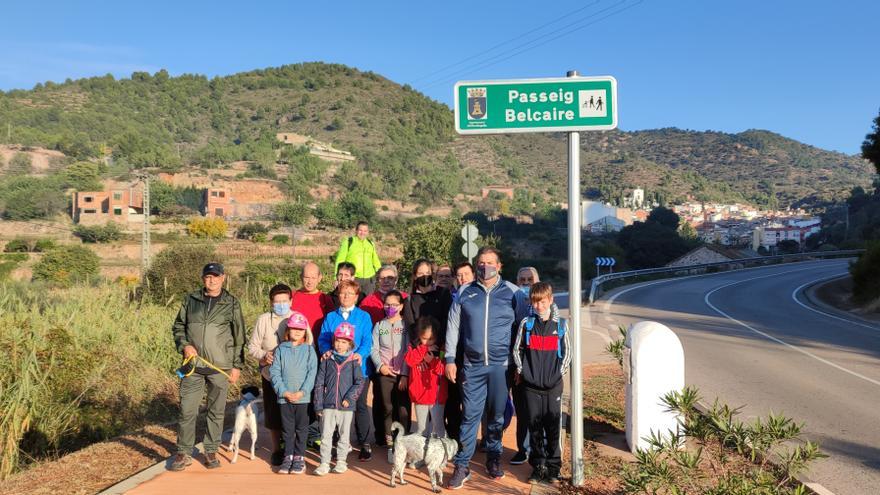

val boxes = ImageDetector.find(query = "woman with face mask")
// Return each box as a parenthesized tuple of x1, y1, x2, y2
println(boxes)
(402, 259, 453, 345)
(247, 283, 293, 465)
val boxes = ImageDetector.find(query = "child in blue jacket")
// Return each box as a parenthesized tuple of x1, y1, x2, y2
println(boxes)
(313, 322, 364, 476)
(269, 311, 318, 475)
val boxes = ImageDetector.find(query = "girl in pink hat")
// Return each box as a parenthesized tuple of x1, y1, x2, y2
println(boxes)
(269, 311, 317, 474)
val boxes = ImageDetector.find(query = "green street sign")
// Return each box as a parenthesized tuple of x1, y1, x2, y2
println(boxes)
(454, 76, 617, 135)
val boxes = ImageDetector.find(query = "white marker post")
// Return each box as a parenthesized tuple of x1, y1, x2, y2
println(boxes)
(453, 72, 617, 487)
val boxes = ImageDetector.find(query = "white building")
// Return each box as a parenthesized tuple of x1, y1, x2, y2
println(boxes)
(588, 215, 627, 233)
(581, 200, 617, 229)
(632, 188, 644, 208)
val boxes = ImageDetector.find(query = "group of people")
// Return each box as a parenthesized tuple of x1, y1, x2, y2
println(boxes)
(169, 221, 571, 489)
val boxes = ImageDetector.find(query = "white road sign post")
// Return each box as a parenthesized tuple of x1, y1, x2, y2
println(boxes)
(461, 223, 479, 263)
(454, 71, 618, 487)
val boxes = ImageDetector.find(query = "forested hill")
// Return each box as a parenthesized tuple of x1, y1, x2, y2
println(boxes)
(0, 62, 872, 208)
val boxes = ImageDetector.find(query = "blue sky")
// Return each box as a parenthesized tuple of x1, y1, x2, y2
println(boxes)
(1, 0, 877, 154)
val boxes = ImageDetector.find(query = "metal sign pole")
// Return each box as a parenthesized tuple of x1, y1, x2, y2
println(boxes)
(567, 69, 585, 486)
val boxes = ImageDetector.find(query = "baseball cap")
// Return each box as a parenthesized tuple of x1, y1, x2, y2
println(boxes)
(333, 322, 355, 342)
(286, 311, 309, 330)
(202, 263, 225, 277)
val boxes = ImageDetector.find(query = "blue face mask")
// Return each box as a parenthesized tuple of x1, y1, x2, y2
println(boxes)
(520, 286, 530, 296)
(273, 303, 290, 317)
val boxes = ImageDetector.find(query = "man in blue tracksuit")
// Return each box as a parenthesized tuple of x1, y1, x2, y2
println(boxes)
(445, 246, 523, 489)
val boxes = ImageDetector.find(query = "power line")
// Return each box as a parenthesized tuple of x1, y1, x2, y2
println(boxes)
(409, 0, 602, 84)
(420, 0, 644, 92)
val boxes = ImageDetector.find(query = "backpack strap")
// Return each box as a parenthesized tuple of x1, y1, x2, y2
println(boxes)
(557, 319, 567, 358)
(348, 236, 374, 249)
(524, 316, 535, 347)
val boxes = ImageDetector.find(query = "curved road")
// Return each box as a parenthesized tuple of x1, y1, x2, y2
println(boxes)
(593, 259, 879, 495)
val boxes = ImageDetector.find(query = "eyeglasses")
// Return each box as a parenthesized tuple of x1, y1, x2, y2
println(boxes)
(378, 276, 397, 282)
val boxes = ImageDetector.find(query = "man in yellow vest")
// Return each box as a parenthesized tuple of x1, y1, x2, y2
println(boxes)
(335, 221, 382, 294)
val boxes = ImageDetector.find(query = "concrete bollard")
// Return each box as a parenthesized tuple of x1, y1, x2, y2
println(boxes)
(624, 321, 685, 453)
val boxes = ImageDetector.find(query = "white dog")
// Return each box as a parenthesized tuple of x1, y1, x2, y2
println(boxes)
(226, 386, 261, 463)
(389, 422, 459, 493)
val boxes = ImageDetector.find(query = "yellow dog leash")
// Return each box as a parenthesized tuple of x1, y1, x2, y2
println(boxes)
(176, 355, 232, 380)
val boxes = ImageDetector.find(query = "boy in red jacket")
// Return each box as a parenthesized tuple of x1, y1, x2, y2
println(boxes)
(405, 316, 447, 437)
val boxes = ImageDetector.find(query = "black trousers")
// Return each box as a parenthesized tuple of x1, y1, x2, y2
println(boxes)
(512, 380, 529, 453)
(355, 378, 374, 446)
(524, 381, 563, 470)
(444, 378, 462, 441)
(374, 374, 411, 444)
(280, 402, 309, 458)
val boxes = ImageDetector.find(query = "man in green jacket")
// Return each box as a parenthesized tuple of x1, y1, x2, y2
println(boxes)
(170, 262, 246, 471)
(334, 221, 381, 294)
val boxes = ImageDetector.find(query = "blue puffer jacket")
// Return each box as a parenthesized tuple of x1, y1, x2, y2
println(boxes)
(445, 278, 522, 367)
(269, 341, 317, 404)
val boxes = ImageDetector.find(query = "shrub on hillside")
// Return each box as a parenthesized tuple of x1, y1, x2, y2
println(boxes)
(400, 218, 463, 282)
(235, 222, 269, 241)
(187, 217, 227, 239)
(272, 200, 311, 225)
(32, 239, 57, 252)
(313, 191, 376, 229)
(143, 242, 220, 305)
(3, 239, 31, 253)
(851, 242, 880, 304)
(74, 222, 123, 243)
(6, 152, 33, 175)
(32, 245, 100, 287)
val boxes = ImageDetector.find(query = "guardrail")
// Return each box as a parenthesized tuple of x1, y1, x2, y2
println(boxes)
(588, 249, 864, 304)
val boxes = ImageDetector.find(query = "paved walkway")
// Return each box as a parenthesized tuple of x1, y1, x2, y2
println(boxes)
(123, 416, 533, 495)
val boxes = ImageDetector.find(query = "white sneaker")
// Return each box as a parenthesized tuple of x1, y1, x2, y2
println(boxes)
(333, 462, 348, 474)
(314, 463, 330, 476)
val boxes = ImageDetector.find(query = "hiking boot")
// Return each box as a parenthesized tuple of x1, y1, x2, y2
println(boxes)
(204, 452, 221, 469)
(546, 466, 561, 484)
(358, 443, 372, 462)
(278, 455, 294, 474)
(447, 465, 470, 490)
(528, 465, 547, 484)
(510, 450, 528, 465)
(271, 449, 285, 466)
(333, 461, 348, 473)
(486, 458, 505, 480)
(169, 453, 192, 471)
(314, 463, 330, 476)
(290, 456, 306, 474)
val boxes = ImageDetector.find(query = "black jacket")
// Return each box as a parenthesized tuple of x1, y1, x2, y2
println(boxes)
(403, 288, 452, 343)
(512, 315, 571, 390)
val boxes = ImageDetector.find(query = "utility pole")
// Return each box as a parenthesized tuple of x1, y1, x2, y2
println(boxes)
(134, 171, 151, 281)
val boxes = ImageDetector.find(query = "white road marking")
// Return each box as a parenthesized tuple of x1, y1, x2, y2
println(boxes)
(602, 259, 849, 314)
(704, 270, 880, 388)
(790, 274, 880, 332)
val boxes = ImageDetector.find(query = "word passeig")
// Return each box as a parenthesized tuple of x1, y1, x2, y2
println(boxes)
(505, 88, 576, 123)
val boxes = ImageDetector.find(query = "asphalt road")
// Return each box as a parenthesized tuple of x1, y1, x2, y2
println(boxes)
(589, 259, 879, 495)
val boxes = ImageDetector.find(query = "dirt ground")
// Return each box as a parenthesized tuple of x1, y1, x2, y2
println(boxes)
(813, 275, 880, 321)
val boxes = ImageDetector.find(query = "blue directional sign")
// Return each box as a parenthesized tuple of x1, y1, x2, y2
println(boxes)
(595, 257, 616, 267)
